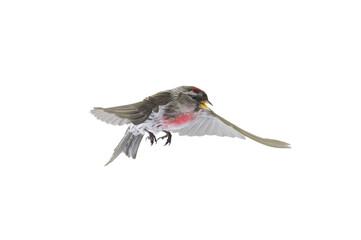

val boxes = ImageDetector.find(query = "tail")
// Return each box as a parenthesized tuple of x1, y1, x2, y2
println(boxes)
(105, 127, 144, 166)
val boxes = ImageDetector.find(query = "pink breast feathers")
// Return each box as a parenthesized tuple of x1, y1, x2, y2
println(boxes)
(162, 113, 197, 126)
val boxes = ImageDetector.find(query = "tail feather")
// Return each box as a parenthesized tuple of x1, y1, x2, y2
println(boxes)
(105, 127, 144, 166)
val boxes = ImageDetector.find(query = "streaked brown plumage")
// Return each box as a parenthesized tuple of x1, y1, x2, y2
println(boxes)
(91, 86, 290, 165)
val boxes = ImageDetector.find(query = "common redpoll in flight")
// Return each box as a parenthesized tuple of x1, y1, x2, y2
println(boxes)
(91, 86, 290, 165)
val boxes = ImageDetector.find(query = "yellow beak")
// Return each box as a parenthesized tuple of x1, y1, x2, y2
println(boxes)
(199, 100, 212, 110)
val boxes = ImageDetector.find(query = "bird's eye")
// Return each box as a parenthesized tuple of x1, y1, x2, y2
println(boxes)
(191, 95, 197, 100)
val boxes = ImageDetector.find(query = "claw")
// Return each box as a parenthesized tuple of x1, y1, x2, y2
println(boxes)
(157, 131, 172, 146)
(145, 130, 157, 146)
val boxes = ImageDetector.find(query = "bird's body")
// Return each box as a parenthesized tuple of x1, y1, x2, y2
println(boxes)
(91, 86, 290, 165)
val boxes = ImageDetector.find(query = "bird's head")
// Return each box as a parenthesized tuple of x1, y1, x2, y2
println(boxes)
(180, 86, 213, 110)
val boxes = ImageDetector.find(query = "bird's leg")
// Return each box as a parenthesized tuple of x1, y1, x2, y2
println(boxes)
(145, 130, 157, 146)
(157, 131, 172, 146)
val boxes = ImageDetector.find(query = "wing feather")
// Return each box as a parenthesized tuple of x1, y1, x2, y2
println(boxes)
(91, 108, 131, 126)
(91, 100, 153, 125)
(212, 112, 290, 148)
(178, 110, 290, 148)
(198, 117, 210, 136)
(184, 119, 200, 136)
(193, 117, 206, 136)
(178, 111, 245, 138)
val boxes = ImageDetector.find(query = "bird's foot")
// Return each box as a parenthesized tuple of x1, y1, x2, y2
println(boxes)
(145, 130, 157, 146)
(157, 131, 172, 146)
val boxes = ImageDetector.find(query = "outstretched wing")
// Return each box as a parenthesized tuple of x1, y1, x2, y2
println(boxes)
(178, 110, 290, 148)
(91, 101, 153, 125)
(177, 111, 246, 138)
(91, 90, 172, 126)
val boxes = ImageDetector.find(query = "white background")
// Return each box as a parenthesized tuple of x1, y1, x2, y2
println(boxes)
(1, 0, 360, 239)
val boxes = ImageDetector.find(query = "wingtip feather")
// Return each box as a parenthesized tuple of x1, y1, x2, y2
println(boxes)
(90, 107, 130, 126)
(261, 138, 291, 148)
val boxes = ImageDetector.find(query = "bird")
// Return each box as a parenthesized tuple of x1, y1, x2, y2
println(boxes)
(91, 86, 290, 165)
